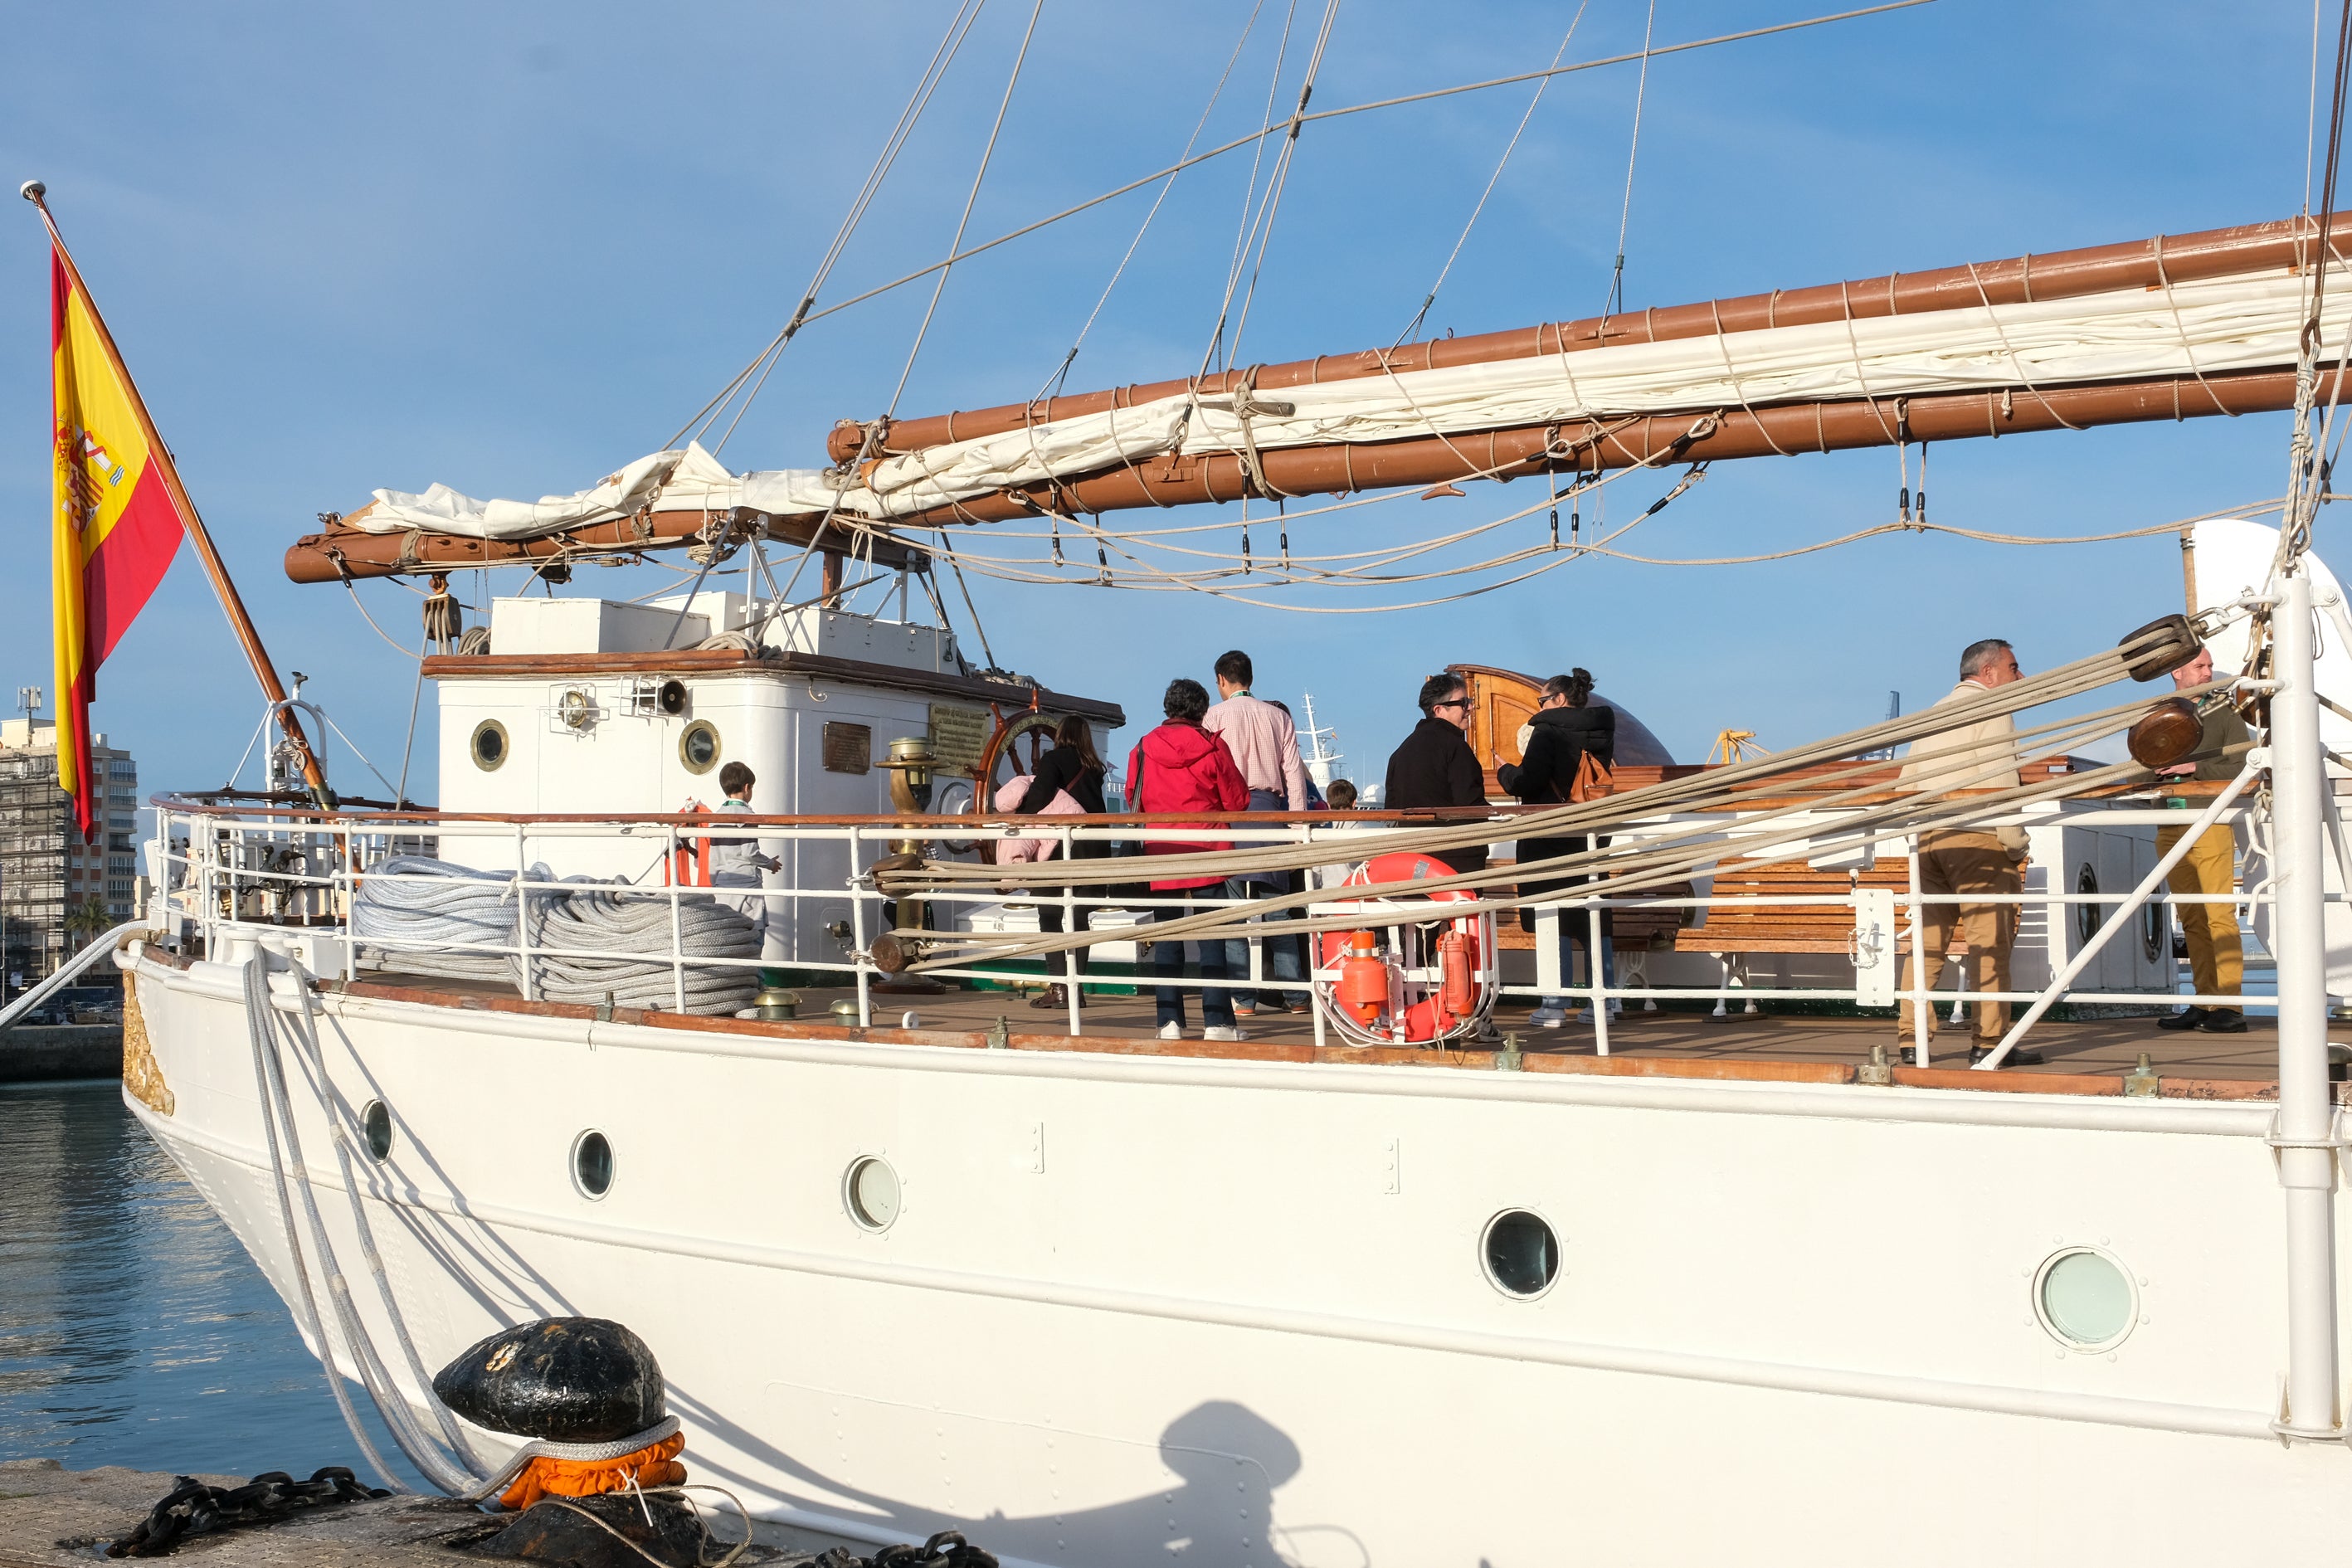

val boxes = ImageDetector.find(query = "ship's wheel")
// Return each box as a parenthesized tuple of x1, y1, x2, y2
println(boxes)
(943, 706, 1063, 861)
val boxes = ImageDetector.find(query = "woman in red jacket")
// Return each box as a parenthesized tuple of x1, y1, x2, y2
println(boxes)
(1126, 678, 1250, 1040)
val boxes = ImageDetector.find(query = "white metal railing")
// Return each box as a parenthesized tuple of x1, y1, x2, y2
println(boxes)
(143, 786, 2314, 1059)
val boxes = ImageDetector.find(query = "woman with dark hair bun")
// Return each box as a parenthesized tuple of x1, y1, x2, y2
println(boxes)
(1497, 667, 1617, 1028)
(1016, 715, 1112, 1010)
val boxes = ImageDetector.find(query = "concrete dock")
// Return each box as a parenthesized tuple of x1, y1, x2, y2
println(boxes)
(0, 1458, 994, 1568)
(0, 1026, 120, 1084)
(0, 1458, 487, 1568)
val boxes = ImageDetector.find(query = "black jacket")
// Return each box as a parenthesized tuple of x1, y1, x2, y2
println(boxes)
(1383, 716, 1488, 873)
(1017, 744, 1111, 858)
(1497, 703, 1616, 928)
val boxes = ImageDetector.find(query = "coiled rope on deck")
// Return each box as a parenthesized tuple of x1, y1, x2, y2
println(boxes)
(351, 857, 761, 1015)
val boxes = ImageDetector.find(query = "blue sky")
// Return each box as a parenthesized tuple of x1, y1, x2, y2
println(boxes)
(0, 0, 2335, 802)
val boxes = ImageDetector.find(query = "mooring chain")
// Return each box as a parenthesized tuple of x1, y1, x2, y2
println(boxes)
(810, 1530, 1001, 1568)
(106, 1467, 389, 1558)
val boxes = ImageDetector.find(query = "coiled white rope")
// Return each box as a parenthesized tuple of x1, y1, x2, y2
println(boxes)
(351, 857, 761, 1014)
(533, 884, 762, 1014)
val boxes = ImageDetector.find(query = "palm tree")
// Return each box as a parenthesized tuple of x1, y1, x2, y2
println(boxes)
(62, 897, 114, 946)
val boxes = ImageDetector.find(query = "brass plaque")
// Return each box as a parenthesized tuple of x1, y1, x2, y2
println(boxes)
(928, 704, 989, 776)
(821, 721, 873, 775)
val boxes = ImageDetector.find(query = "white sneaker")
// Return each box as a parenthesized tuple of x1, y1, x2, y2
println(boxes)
(1528, 1006, 1569, 1029)
(1203, 1025, 1248, 1042)
(1157, 1021, 1184, 1040)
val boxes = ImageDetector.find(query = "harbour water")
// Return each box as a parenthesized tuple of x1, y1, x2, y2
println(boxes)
(0, 1080, 412, 1484)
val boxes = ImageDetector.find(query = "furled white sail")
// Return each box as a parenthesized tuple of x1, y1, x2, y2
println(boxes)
(348, 443, 846, 540)
(353, 270, 2343, 539)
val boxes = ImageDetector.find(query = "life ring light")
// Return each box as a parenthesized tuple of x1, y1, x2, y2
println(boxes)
(1316, 851, 1490, 1045)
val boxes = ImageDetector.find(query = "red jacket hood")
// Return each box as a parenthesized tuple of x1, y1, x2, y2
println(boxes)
(1137, 720, 1223, 771)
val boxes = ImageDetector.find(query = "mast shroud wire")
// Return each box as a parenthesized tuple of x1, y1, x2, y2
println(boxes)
(1395, 0, 1590, 348)
(1222, 0, 1346, 373)
(665, 0, 988, 453)
(778, 1, 1937, 339)
(1599, 0, 1658, 329)
(1201, 0, 1303, 380)
(1033, 0, 1268, 404)
(888, 0, 1049, 418)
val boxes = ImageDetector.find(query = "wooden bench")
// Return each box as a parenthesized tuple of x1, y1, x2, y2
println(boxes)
(1675, 856, 1981, 1015)
(1491, 862, 1694, 1009)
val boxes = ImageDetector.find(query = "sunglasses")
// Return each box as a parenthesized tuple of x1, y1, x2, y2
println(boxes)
(1431, 699, 1470, 710)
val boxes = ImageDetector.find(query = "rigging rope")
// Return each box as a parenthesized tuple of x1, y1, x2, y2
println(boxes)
(1197, 0, 1303, 379)
(902, 652, 2207, 969)
(889, 0, 1048, 418)
(1225, 0, 1346, 370)
(774, 2, 1936, 340)
(666, 0, 988, 453)
(1395, 2, 1590, 348)
(1600, 0, 1658, 329)
(1035, 0, 1267, 402)
(909, 482, 2296, 614)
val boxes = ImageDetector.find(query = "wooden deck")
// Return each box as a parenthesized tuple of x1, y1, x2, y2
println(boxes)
(174, 936, 2345, 1099)
(819, 983, 2330, 1086)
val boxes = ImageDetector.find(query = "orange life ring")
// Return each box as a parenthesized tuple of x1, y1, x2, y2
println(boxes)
(666, 801, 713, 887)
(1317, 851, 1486, 1043)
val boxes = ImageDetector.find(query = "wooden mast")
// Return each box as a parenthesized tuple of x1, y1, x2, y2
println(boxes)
(277, 208, 2352, 585)
(840, 210, 2352, 462)
(27, 186, 331, 805)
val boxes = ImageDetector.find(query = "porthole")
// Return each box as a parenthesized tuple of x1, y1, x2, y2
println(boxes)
(361, 1100, 393, 1162)
(844, 1155, 902, 1232)
(2074, 863, 2103, 943)
(2141, 898, 2167, 964)
(572, 1130, 614, 1199)
(1480, 1209, 1560, 1299)
(470, 719, 509, 772)
(2033, 1246, 2137, 1352)
(679, 720, 721, 775)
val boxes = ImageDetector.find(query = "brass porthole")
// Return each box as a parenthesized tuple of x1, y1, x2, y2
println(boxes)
(679, 719, 721, 774)
(470, 719, 509, 772)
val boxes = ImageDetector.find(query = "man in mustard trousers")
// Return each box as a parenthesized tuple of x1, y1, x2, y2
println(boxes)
(1896, 638, 2042, 1067)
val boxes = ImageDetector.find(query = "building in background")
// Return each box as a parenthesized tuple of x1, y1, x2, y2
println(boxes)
(1, 716, 139, 993)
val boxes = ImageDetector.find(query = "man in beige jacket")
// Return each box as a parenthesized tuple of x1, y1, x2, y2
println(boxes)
(1896, 638, 2043, 1067)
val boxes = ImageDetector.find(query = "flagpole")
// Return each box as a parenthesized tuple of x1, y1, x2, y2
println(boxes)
(22, 181, 331, 806)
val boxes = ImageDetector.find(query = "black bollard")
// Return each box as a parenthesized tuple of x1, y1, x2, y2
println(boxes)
(432, 1317, 666, 1443)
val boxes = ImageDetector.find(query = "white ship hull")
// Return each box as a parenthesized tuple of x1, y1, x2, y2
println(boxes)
(127, 947, 2352, 1566)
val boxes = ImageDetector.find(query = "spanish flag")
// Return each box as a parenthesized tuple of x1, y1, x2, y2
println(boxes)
(50, 245, 187, 841)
